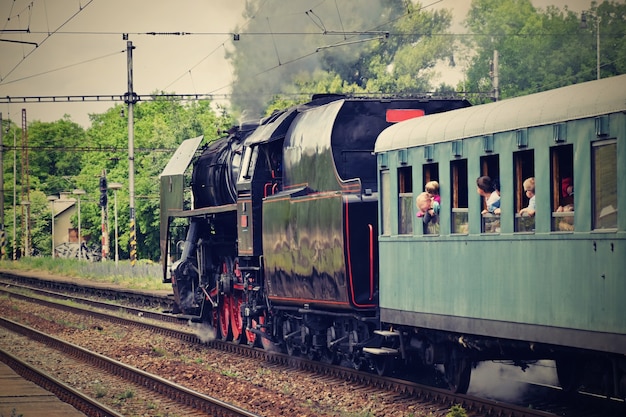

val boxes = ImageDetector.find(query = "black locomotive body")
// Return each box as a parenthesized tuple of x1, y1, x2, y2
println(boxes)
(163, 95, 470, 363)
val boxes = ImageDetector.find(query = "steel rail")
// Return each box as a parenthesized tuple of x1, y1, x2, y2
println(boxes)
(0, 317, 261, 417)
(0, 348, 124, 417)
(0, 285, 560, 417)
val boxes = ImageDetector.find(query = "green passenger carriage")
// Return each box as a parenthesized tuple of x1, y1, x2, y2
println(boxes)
(373, 75, 626, 396)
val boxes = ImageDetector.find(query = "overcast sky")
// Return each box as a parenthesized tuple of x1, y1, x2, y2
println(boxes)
(0, 0, 592, 128)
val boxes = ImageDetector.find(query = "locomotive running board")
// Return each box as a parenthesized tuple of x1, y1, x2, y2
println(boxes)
(363, 347, 399, 355)
(364, 330, 402, 355)
(374, 330, 400, 337)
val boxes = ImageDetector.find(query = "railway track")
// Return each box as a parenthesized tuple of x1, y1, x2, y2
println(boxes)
(0, 347, 124, 417)
(0, 316, 261, 417)
(3, 277, 622, 416)
(0, 270, 172, 311)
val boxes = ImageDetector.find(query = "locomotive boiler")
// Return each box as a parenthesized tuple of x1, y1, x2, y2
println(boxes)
(161, 94, 470, 365)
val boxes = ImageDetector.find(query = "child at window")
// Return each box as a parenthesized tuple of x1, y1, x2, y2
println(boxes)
(416, 191, 440, 224)
(476, 176, 500, 215)
(519, 177, 535, 217)
(417, 181, 441, 219)
(425, 180, 441, 205)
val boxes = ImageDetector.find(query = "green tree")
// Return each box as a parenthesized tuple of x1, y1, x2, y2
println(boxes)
(1, 97, 231, 261)
(82, 97, 232, 261)
(462, 0, 626, 100)
(363, 2, 454, 93)
(4, 190, 52, 257)
(27, 116, 86, 195)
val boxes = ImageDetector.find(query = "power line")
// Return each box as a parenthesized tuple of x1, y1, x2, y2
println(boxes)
(0, 93, 228, 104)
(0, 50, 124, 86)
(1, 0, 95, 82)
(7, 29, 601, 38)
(2, 145, 176, 153)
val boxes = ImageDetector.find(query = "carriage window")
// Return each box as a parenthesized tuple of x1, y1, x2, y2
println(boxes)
(592, 139, 617, 229)
(422, 163, 440, 234)
(380, 170, 391, 235)
(514, 150, 535, 232)
(398, 166, 413, 235)
(551, 145, 574, 231)
(479, 155, 500, 233)
(451, 159, 468, 234)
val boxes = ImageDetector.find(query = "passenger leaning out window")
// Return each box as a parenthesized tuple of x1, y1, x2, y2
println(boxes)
(476, 176, 500, 215)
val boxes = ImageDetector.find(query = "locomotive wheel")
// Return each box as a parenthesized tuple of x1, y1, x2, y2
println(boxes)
(444, 348, 471, 394)
(230, 294, 246, 344)
(286, 341, 299, 357)
(321, 327, 340, 365)
(375, 356, 394, 376)
(320, 349, 340, 365)
(282, 320, 299, 356)
(218, 295, 233, 341)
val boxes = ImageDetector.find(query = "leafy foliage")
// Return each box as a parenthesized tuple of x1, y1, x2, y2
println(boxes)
(83, 97, 232, 260)
(462, 0, 626, 98)
(3, 98, 230, 261)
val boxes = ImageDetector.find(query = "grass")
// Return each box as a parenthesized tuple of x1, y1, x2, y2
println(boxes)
(0, 257, 171, 291)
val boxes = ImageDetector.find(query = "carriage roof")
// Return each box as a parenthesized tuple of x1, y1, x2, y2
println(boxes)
(375, 74, 626, 153)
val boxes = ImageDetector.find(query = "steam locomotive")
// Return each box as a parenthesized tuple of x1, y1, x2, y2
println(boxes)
(161, 76, 626, 398)
(160, 94, 470, 367)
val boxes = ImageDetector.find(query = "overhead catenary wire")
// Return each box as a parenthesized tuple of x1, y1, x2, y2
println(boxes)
(1, 145, 177, 153)
(0, 0, 95, 82)
(0, 50, 124, 86)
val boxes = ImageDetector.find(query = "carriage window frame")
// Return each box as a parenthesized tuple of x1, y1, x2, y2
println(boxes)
(421, 163, 440, 235)
(514, 150, 535, 233)
(450, 159, 468, 234)
(550, 144, 574, 232)
(479, 155, 500, 233)
(592, 138, 618, 230)
(380, 169, 391, 236)
(398, 166, 413, 235)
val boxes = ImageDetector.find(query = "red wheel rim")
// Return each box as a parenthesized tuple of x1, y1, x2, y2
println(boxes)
(219, 295, 230, 340)
(230, 294, 244, 342)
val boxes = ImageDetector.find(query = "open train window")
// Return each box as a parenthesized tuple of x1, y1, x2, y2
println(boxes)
(380, 170, 391, 235)
(514, 150, 535, 232)
(550, 145, 574, 231)
(592, 139, 617, 230)
(422, 163, 440, 234)
(450, 159, 468, 234)
(398, 166, 413, 235)
(479, 155, 500, 233)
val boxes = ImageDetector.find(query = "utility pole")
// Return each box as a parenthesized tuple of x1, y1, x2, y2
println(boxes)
(100, 170, 108, 261)
(12, 127, 16, 260)
(0, 112, 5, 260)
(491, 50, 500, 102)
(20, 109, 30, 257)
(124, 34, 138, 266)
